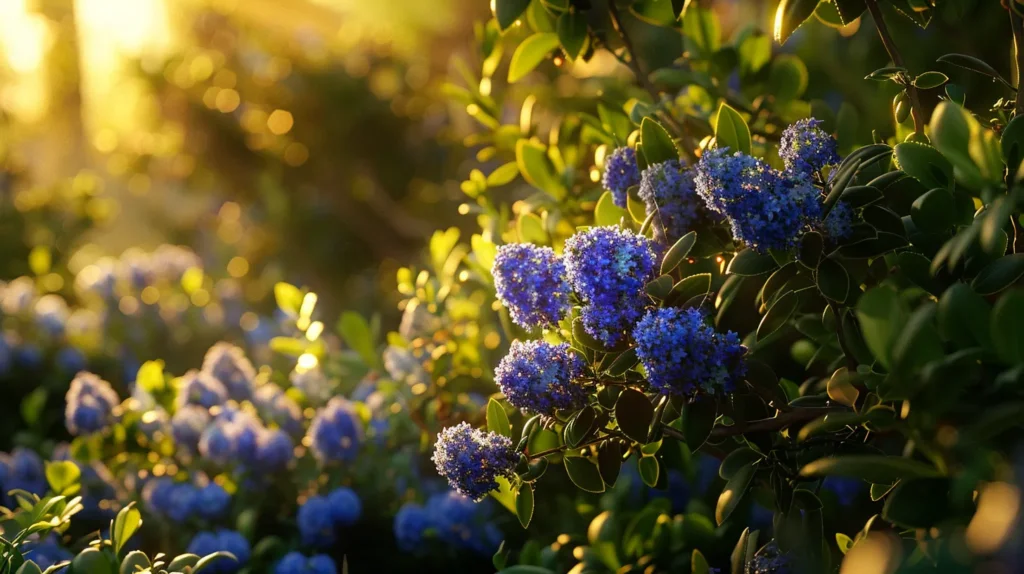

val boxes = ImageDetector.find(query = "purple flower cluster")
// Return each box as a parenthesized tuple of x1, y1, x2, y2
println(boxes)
(492, 243, 570, 330)
(307, 398, 363, 463)
(564, 227, 658, 346)
(252, 383, 304, 436)
(779, 118, 840, 179)
(695, 148, 823, 252)
(494, 340, 586, 415)
(144, 479, 231, 523)
(393, 491, 502, 555)
(171, 405, 211, 453)
(639, 160, 705, 242)
(633, 307, 746, 396)
(0, 448, 47, 505)
(202, 342, 257, 401)
(296, 487, 363, 547)
(432, 422, 517, 501)
(274, 552, 337, 574)
(602, 146, 640, 207)
(23, 534, 72, 570)
(821, 201, 854, 241)
(746, 541, 793, 574)
(186, 529, 250, 574)
(65, 372, 119, 435)
(197, 406, 294, 470)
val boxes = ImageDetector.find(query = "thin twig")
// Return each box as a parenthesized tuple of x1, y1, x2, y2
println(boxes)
(606, 1, 658, 97)
(709, 407, 841, 439)
(865, 0, 925, 134)
(1011, 6, 1024, 116)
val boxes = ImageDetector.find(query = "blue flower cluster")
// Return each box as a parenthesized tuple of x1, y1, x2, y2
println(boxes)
(197, 406, 294, 471)
(393, 491, 502, 556)
(432, 422, 517, 501)
(144, 478, 231, 523)
(64, 372, 119, 435)
(564, 227, 658, 347)
(186, 529, 251, 574)
(0, 449, 48, 504)
(171, 405, 211, 453)
(296, 487, 363, 547)
(494, 340, 586, 415)
(639, 160, 705, 241)
(746, 541, 793, 574)
(33, 294, 69, 337)
(779, 118, 840, 179)
(252, 383, 304, 436)
(308, 397, 363, 463)
(177, 369, 228, 409)
(633, 307, 746, 396)
(821, 201, 854, 241)
(695, 148, 823, 252)
(275, 552, 337, 574)
(202, 342, 257, 401)
(492, 243, 570, 330)
(602, 146, 640, 207)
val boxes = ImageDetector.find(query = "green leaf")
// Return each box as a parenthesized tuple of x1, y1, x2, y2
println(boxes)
(508, 33, 559, 83)
(757, 290, 799, 341)
(681, 5, 721, 55)
(273, 282, 303, 315)
(865, 66, 907, 81)
(769, 55, 809, 102)
(882, 478, 952, 528)
(669, 273, 712, 306)
(16, 562, 42, 574)
(495, 0, 531, 30)
(615, 389, 654, 444)
(992, 290, 1024, 365)
(938, 283, 992, 349)
(113, 503, 143, 556)
(832, 0, 866, 24)
(716, 461, 755, 524)
(1002, 115, 1024, 175)
(719, 447, 762, 480)
(564, 457, 606, 493)
(269, 336, 305, 357)
(487, 399, 512, 438)
(856, 287, 908, 370)
(799, 455, 940, 483)
(972, 254, 1024, 296)
(595, 191, 628, 227)
(691, 549, 710, 574)
(167, 554, 201, 571)
(517, 212, 547, 244)
(937, 53, 1013, 89)
(193, 552, 237, 574)
(814, 0, 845, 28)
(913, 71, 948, 89)
(640, 118, 680, 165)
(119, 551, 151, 574)
(714, 103, 751, 155)
(45, 461, 81, 497)
(893, 142, 953, 190)
(337, 312, 376, 367)
(487, 162, 520, 187)
(798, 231, 823, 269)
(597, 441, 623, 486)
(135, 360, 165, 394)
(70, 548, 114, 574)
(20, 388, 47, 427)
(737, 32, 771, 75)
(773, 0, 819, 44)
(836, 532, 855, 554)
(638, 456, 660, 487)
(910, 188, 955, 233)
(564, 405, 597, 448)
(660, 231, 697, 275)
(682, 397, 717, 450)
(727, 249, 777, 276)
(516, 483, 535, 528)
(816, 257, 850, 302)
(515, 139, 566, 200)
(556, 11, 587, 60)
(891, 303, 944, 379)
(928, 101, 991, 189)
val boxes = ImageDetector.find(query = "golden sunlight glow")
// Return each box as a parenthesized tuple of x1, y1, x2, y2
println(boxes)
(0, 0, 52, 121)
(966, 481, 1021, 555)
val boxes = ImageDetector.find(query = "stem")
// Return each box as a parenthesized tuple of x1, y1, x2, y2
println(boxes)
(527, 435, 608, 460)
(1012, 6, 1024, 116)
(865, 0, 925, 135)
(709, 407, 841, 439)
(606, 1, 658, 97)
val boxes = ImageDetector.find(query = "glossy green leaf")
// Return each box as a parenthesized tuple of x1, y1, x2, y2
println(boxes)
(556, 11, 587, 60)
(882, 478, 952, 528)
(564, 457, 606, 493)
(992, 290, 1024, 365)
(727, 249, 777, 276)
(487, 398, 512, 438)
(972, 254, 1024, 295)
(594, 191, 628, 227)
(508, 33, 559, 83)
(495, 0, 532, 30)
(773, 0, 819, 44)
(856, 287, 908, 370)
(516, 483, 535, 527)
(661, 231, 697, 275)
(615, 389, 654, 444)
(640, 117, 680, 165)
(714, 103, 751, 155)
(113, 503, 143, 556)
(894, 142, 953, 190)
(799, 455, 940, 483)
(638, 456, 660, 487)
(716, 461, 755, 524)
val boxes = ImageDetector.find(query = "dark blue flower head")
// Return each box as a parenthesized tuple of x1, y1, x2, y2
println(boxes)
(639, 160, 706, 242)
(33, 294, 68, 337)
(425, 491, 502, 555)
(393, 502, 430, 551)
(177, 369, 228, 409)
(197, 482, 232, 520)
(171, 405, 210, 453)
(202, 342, 257, 401)
(186, 529, 250, 574)
(166, 483, 200, 523)
(432, 422, 517, 501)
(495, 340, 586, 415)
(602, 146, 640, 207)
(492, 243, 570, 330)
(255, 428, 294, 470)
(23, 534, 72, 571)
(3, 448, 46, 500)
(821, 201, 854, 241)
(779, 118, 840, 179)
(746, 541, 793, 574)
(307, 398, 363, 463)
(564, 227, 658, 346)
(56, 346, 87, 374)
(327, 486, 362, 526)
(275, 552, 337, 574)
(695, 149, 823, 252)
(633, 307, 746, 396)
(65, 372, 119, 436)
(298, 495, 335, 547)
